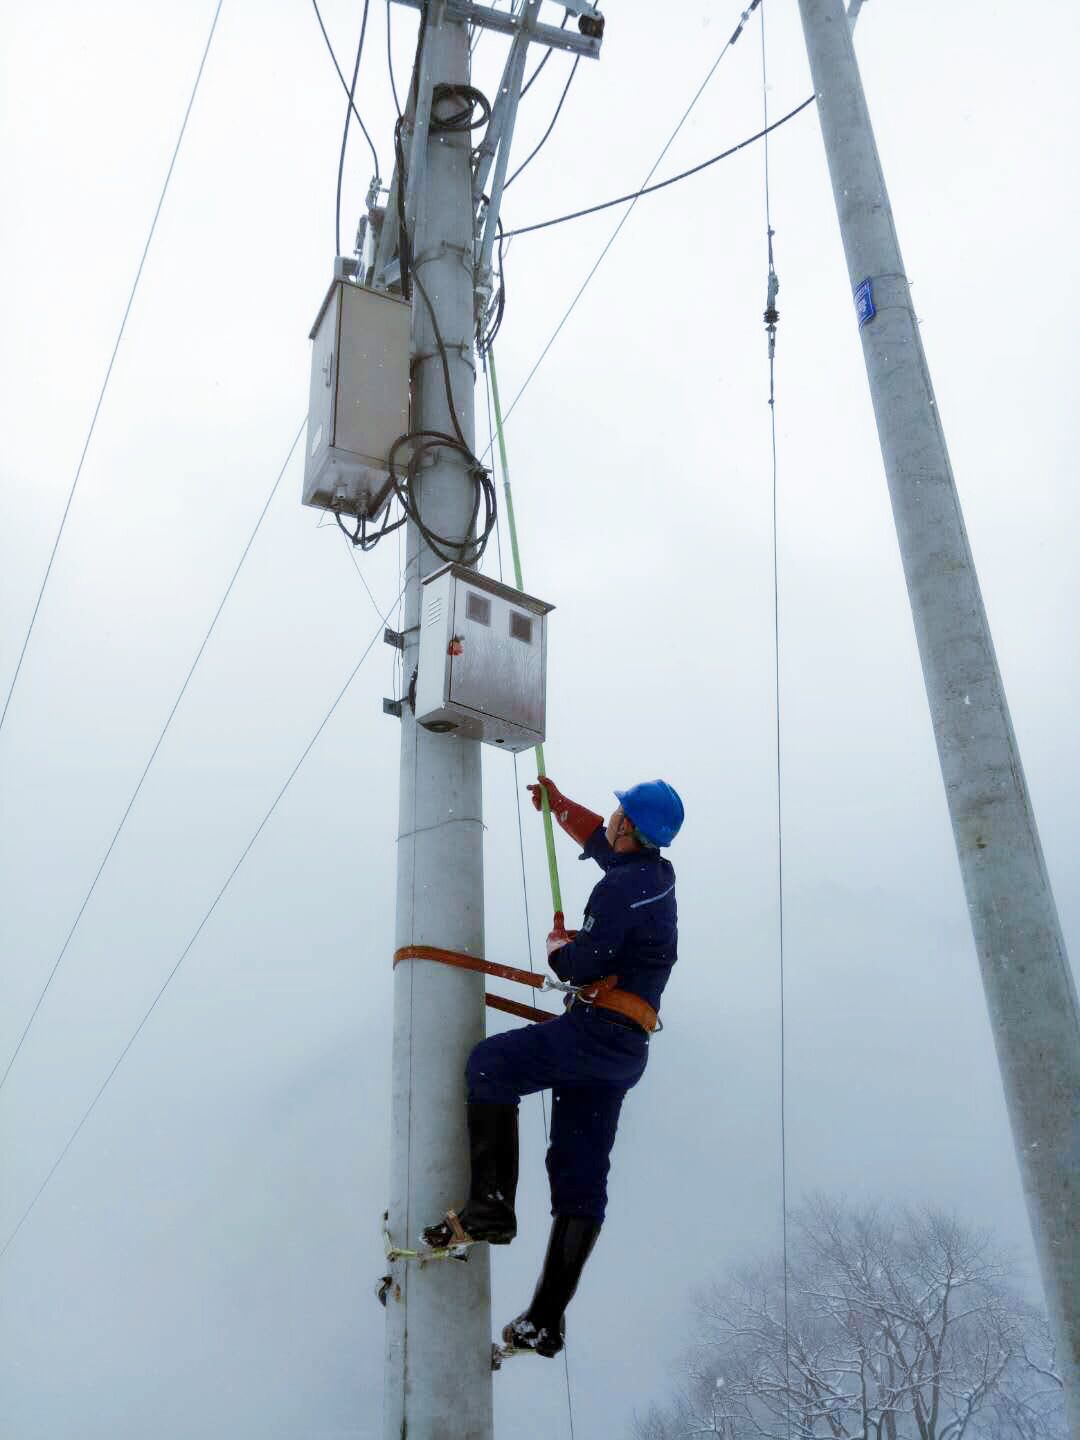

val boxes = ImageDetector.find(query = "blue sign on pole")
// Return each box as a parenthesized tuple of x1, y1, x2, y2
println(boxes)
(854, 277, 876, 328)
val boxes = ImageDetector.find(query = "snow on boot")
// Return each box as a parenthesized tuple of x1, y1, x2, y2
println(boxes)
(500, 1215, 601, 1358)
(501, 1312, 565, 1359)
(421, 1102, 519, 1248)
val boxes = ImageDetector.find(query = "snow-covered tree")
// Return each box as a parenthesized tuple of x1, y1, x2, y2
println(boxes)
(633, 1197, 1065, 1439)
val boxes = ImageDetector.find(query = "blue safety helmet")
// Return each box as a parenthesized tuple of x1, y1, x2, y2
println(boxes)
(615, 780, 685, 848)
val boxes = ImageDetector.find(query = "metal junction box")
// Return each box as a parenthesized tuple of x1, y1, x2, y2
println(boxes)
(415, 564, 554, 752)
(304, 280, 411, 517)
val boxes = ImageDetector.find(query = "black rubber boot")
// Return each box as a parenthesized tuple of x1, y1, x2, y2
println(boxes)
(422, 1102, 518, 1247)
(502, 1215, 601, 1357)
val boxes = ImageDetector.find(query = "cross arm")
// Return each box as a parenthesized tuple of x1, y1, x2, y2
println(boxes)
(390, 0, 602, 57)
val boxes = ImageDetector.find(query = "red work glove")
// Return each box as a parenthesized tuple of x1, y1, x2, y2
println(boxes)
(527, 776, 604, 847)
(546, 912, 578, 959)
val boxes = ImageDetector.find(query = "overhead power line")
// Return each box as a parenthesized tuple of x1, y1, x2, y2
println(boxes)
(313, 0, 382, 189)
(503, 54, 580, 191)
(385, 0, 402, 119)
(0, 418, 306, 1098)
(0, 592, 401, 1263)
(0, 0, 224, 741)
(519, 11, 569, 99)
(331, 0, 378, 256)
(502, 95, 816, 237)
(480, 0, 774, 451)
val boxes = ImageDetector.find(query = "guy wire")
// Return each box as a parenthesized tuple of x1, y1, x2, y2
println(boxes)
(479, 0, 775, 455)
(0, 416, 306, 1097)
(760, 4, 793, 1435)
(0, 0, 225, 740)
(0, 593, 403, 1261)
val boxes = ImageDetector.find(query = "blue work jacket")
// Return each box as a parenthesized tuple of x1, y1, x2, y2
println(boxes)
(548, 826, 678, 1013)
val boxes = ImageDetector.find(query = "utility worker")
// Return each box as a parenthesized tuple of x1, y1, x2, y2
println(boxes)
(422, 776, 684, 1357)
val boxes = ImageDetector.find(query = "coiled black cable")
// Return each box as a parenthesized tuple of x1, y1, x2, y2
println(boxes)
(335, 429, 496, 567)
(389, 431, 496, 566)
(339, 20, 495, 563)
(430, 83, 491, 133)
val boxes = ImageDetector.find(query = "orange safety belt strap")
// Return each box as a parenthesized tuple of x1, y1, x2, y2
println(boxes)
(485, 993, 556, 1024)
(579, 976, 660, 1033)
(393, 944, 546, 991)
(394, 944, 658, 1033)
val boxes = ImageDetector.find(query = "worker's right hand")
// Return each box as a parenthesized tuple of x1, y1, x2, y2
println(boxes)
(546, 913, 578, 959)
(527, 776, 563, 813)
(527, 775, 604, 848)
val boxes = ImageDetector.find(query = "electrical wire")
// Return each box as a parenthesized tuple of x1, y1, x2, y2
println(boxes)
(502, 95, 816, 237)
(342, 525, 391, 621)
(409, 1, 427, 110)
(476, 210, 506, 356)
(313, 0, 381, 191)
(0, 417, 307, 1098)
(482, 13, 575, 343)
(430, 82, 490, 132)
(334, 0, 377, 257)
(0, 591, 403, 1263)
(405, 270, 495, 554)
(0, 0, 224, 743)
(392, 114, 413, 297)
(503, 55, 580, 191)
(760, 9, 792, 1438)
(339, 24, 499, 560)
(478, 0, 780, 453)
(519, 10, 569, 99)
(389, 430, 495, 566)
(387, 6, 430, 301)
(386, 0, 402, 118)
(337, 235, 497, 563)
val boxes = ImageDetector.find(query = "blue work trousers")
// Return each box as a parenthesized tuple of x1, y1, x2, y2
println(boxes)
(466, 1004, 649, 1223)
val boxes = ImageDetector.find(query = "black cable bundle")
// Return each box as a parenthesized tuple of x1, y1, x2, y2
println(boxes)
(476, 202, 506, 356)
(429, 83, 491, 133)
(338, 272, 497, 565)
(339, 5, 496, 563)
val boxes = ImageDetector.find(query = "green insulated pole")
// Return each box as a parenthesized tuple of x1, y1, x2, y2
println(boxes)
(798, 0, 1079, 1426)
(489, 347, 563, 919)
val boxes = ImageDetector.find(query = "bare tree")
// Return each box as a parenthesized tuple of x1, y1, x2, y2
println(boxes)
(632, 1198, 1065, 1440)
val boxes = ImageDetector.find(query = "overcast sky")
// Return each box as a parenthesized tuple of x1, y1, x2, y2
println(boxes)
(2, 1, 1078, 1436)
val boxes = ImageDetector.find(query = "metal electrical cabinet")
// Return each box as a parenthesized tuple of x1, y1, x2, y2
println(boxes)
(304, 279, 411, 517)
(415, 564, 554, 752)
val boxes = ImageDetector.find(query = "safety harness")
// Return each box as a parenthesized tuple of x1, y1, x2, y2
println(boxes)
(393, 944, 660, 1034)
(388, 351, 663, 1042)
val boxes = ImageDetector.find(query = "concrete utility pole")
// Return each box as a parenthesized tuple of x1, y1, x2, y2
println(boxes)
(797, 0, 1080, 1424)
(370, 7, 600, 1433)
(384, 15, 493, 1440)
